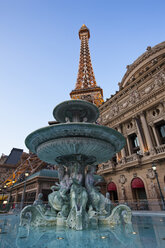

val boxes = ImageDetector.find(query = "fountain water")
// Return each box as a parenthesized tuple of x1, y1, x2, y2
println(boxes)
(20, 99, 132, 230)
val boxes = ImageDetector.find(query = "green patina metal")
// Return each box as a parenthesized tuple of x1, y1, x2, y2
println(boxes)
(21, 100, 132, 230)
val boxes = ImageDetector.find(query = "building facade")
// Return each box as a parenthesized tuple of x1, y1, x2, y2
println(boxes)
(98, 42, 165, 210)
(10, 169, 59, 206)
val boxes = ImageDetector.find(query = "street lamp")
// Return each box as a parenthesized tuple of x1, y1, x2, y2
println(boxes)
(20, 172, 29, 209)
(25, 172, 29, 177)
(152, 162, 165, 210)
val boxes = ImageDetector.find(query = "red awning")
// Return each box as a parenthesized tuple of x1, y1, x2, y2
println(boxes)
(131, 178, 144, 189)
(107, 182, 117, 191)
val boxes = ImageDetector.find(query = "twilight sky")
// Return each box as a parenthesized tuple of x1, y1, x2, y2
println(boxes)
(0, 0, 165, 155)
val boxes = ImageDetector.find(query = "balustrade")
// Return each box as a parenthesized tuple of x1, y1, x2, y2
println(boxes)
(155, 144, 165, 153)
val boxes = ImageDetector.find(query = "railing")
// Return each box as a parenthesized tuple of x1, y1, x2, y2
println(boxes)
(155, 144, 165, 154)
(0, 201, 35, 214)
(0, 199, 165, 215)
(108, 199, 165, 211)
(98, 153, 141, 173)
(98, 161, 116, 172)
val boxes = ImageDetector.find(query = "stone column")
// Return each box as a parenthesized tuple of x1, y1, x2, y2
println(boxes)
(116, 153, 120, 162)
(134, 116, 145, 153)
(15, 189, 18, 203)
(136, 131, 144, 153)
(20, 182, 26, 209)
(140, 112, 154, 152)
(118, 125, 126, 158)
(151, 123, 160, 146)
(126, 137, 131, 156)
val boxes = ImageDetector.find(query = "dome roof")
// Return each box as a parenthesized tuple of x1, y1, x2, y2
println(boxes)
(120, 41, 165, 88)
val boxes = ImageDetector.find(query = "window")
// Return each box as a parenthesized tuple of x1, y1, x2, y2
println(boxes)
(129, 133, 140, 154)
(156, 121, 165, 144)
(111, 155, 117, 167)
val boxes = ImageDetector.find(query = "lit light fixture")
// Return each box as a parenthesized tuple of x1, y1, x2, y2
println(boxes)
(25, 172, 29, 177)
(3, 200, 8, 204)
(132, 232, 137, 235)
(101, 236, 108, 239)
(152, 163, 157, 171)
(12, 180, 15, 183)
(57, 237, 64, 240)
(152, 161, 165, 211)
(4, 185, 7, 188)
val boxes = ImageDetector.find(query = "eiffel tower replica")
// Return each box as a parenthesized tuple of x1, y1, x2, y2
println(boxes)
(70, 24, 104, 107)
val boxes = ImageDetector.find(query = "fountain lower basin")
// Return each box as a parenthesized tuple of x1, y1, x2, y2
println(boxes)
(25, 123, 125, 165)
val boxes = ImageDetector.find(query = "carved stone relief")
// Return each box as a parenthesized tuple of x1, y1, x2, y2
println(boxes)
(146, 169, 155, 179)
(121, 184, 126, 200)
(119, 174, 127, 184)
(107, 177, 113, 184)
(101, 103, 119, 122)
(129, 89, 140, 105)
(141, 70, 165, 96)
(154, 71, 165, 88)
(121, 101, 128, 109)
(123, 119, 137, 136)
(146, 103, 164, 123)
(112, 104, 119, 116)
(100, 69, 165, 125)
(149, 180, 158, 198)
(141, 84, 154, 95)
(133, 173, 137, 178)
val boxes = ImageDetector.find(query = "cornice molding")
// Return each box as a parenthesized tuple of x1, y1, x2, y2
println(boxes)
(100, 59, 165, 112)
(101, 86, 165, 127)
(121, 42, 165, 87)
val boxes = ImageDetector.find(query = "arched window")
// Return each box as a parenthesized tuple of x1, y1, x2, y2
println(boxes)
(131, 177, 148, 210)
(107, 182, 118, 202)
(131, 177, 144, 189)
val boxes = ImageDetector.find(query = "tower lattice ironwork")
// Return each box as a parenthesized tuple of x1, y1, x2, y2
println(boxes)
(70, 24, 104, 107)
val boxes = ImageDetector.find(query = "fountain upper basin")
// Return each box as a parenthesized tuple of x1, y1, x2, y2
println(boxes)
(25, 123, 125, 165)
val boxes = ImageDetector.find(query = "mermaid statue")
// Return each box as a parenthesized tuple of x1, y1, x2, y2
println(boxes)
(67, 162, 88, 230)
(85, 165, 107, 216)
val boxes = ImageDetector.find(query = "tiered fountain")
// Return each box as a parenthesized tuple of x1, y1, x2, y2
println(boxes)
(20, 99, 132, 230)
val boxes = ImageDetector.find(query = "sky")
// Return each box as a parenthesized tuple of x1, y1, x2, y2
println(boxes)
(0, 0, 165, 155)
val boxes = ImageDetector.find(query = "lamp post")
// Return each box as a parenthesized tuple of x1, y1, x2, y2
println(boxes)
(152, 162, 165, 210)
(20, 172, 29, 210)
(2, 187, 6, 201)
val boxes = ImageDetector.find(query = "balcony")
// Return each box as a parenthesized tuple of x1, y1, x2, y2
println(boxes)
(155, 144, 165, 154)
(97, 160, 116, 173)
(98, 153, 142, 174)
(98, 143, 165, 175)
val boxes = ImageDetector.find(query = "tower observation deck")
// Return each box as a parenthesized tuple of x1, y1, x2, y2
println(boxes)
(70, 25, 104, 107)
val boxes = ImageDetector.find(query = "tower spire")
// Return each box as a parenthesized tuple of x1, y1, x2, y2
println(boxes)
(70, 25, 104, 107)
